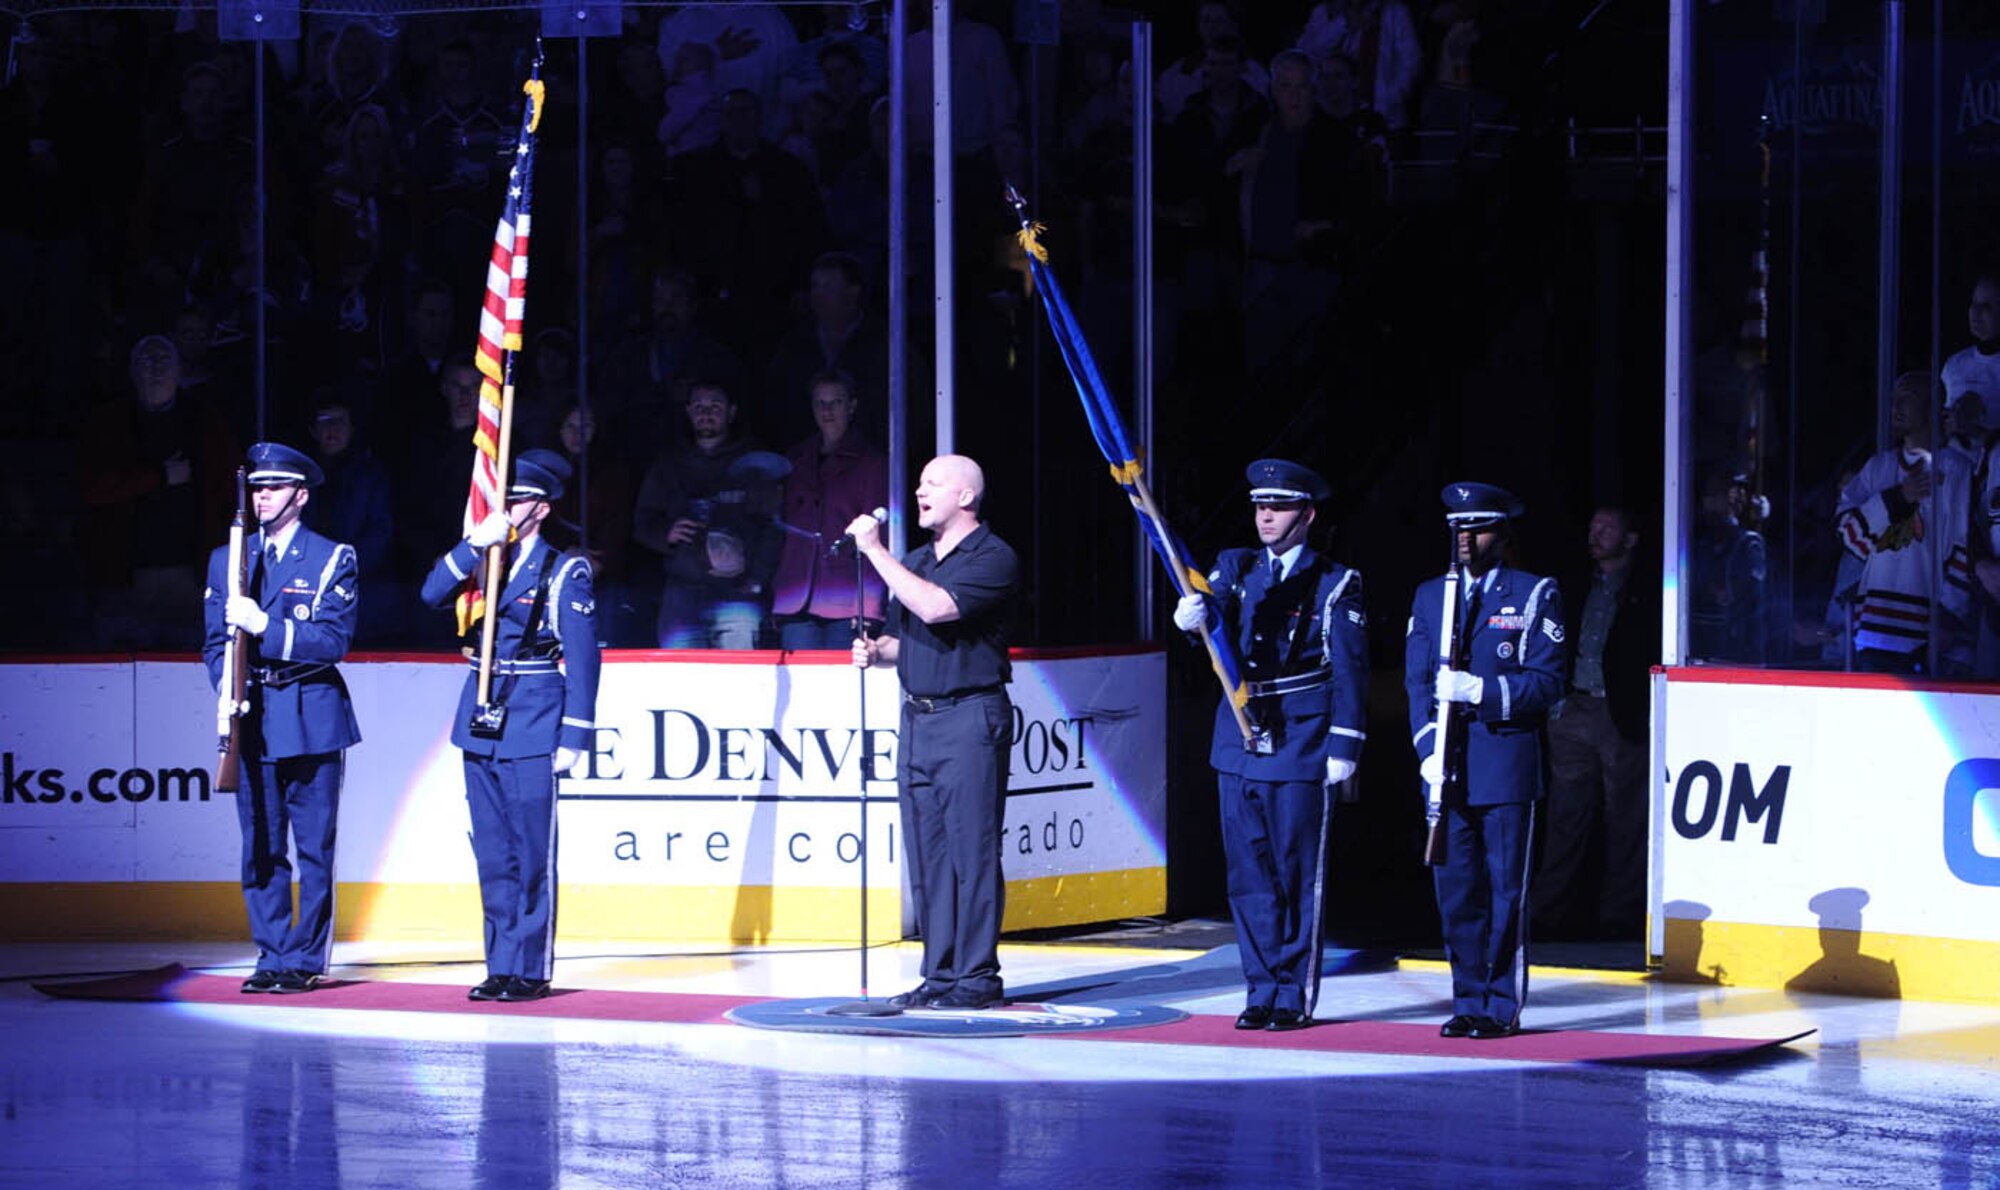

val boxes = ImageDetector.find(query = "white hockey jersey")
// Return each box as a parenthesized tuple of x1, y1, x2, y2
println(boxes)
(1835, 445, 1972, 661)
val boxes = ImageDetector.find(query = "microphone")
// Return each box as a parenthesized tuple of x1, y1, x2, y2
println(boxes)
(829, 507, 889, 556)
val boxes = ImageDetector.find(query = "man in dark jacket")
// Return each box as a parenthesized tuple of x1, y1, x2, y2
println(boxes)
(1535, 506, 1658, 940)
(632, 381, 784, 647)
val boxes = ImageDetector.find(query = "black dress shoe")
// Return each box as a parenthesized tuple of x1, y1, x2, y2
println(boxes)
(1264, 1008, 1311, 1032)
(241, 969, 282, 994)
(929, 986, 1004, 1011)
(1468, 1016, 1517, 1040)
(1439, 1014, 1479, 1038)
(497, 977, 552, 1002)
(467, 976, 511, 1002)
(271, 970, 323, 995)
(888, 983, 948, 1010)
(1234, 1006, 1274, 1030)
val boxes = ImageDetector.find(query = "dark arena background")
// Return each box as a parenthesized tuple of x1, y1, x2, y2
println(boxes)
(2, 1, 1998, 1186)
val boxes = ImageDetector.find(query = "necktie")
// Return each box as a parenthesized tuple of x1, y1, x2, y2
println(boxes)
(255, 542, 279, 599)
(1269, 556, 1283, 585)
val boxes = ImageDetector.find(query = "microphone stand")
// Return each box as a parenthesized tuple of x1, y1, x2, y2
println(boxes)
(826, 545, 901, 1017)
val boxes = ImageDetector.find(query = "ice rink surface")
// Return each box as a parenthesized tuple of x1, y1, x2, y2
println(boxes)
(2, 936, 1996, 1188)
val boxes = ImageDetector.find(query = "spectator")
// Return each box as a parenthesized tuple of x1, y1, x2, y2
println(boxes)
(185, 182, 312, 380)
(169, 304, 244, 440)
(309, 23, 400, 142)
(779, 89, 835, 183)
(1535, 506, 1658, 941)
(1155, 1, 1270, 122)
(391, 354, 483, 631)
(783, 5, 889, 102)
(598, 36, 669, 174)
(0, 26, 99, 428)
(669, 88, 828, 355)
(574, 140, 669, 336)
(1416, 7, 1505, 140)
(597, 267, 744, 470)
(1834, 372, 1973, 675)
(509, 326, 577, 454)
(409, 37, 506, 279)
(1969, 424, 2000, 678)
(1234, 51, 1357, 374)
(375, 279, 459, 437)
(1296, 0, 1423, 131)
(1163, 35, 1270, 325)
(1320, 53, 1389, 184)
(806, 40, 876, 187)
(633, 381, 782, 649)
(825, 97, 892, 270)
(1689, 467, 1768, 664)
(304, 395, 399, 646)
(550, 404, 639, 645)
(764, 252, 891, 447)
(903, 6, 1019, 160)
(655, 3, 801, 142)
(1943, 273, 2000, 435)
(77, 334, 238, 650)
(770, 373, 888, 650)
(657, 39, 723, 158)
(134, 61, 253, 304)
(311, 103, 409, 377)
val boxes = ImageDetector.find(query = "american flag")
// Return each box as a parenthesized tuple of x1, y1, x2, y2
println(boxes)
(456, 63, 545, 635)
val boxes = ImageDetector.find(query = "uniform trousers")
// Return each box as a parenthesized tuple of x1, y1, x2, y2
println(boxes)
(1435, 799, 1535, 1025)
(236, 748, 344, 974)
(1536, 694, 1646, 935)
(464, 754, 559, 980)
(897, 690, 1010, 998)
(1217, 773, 1330, 1015)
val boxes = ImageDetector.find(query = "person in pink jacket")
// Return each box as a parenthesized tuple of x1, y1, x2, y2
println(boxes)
(770, 371, 887, 649)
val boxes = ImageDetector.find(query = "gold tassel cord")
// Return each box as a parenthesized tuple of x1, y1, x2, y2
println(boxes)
(524, 78, 546, 133)
(1015, 221, 1049, 264)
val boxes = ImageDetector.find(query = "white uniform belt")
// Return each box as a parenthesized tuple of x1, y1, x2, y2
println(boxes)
(471, 658, 562, 675)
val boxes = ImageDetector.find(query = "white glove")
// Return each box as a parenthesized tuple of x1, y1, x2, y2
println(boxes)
(1419, 751, 1446, 788)
(224, 595, 270, 636)
(468, 510, 512, 549)
(1325, 757, 1356, 785)
(1435, 667, 1484, 705)
(553, 747, 580, 774)
(1172, 592, 1208, 633)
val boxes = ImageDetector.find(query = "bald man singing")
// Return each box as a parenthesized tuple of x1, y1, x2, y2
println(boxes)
(848, 455, 1020, 1010)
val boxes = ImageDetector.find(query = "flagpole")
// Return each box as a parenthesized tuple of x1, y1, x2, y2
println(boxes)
(1004, 187, 1256, 747)
(474, 376, 519, 712)
(468, 47, 546, 721)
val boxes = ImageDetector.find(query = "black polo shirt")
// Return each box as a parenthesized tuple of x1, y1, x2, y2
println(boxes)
(889, 522, 1018, 697)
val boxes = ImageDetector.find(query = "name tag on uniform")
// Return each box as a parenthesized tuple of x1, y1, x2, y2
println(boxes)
(1487, 614, 1527, 630)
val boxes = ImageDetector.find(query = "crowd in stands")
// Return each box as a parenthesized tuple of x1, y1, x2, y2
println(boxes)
(0, 0, 1615, 652)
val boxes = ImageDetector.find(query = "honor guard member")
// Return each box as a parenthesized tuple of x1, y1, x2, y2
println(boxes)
(1173, 459, 1369, 1032)
(848, 455, 1019, 1011)
(420, 449, 602, 1003)
(1404, 482, 1565, 1039)
(203, 442, 362, 994)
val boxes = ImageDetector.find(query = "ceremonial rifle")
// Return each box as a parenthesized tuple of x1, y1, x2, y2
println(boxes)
(215, 467, 250, 793)
(1423, 561, 1472, 866)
